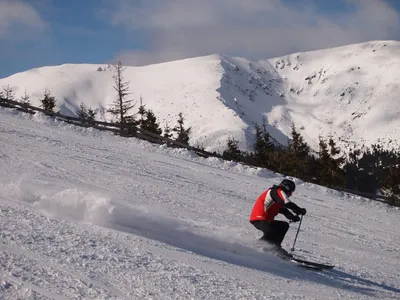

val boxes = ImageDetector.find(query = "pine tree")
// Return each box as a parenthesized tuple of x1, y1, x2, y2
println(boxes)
(163, 121, 173, 139)
(87, 107, 96, 121)
(329, 138, 340, 157)
(253, 123, 264, 162)
(76, 102, 88, 119)
(223, 137, 242, 161)
(261, 119, 274, 152)
(20, 88, 31, 106)
(134, 96, 161, 135)
(141, 109, 162, 135)
(75, 102, 96, 123)
(306, 155, 321, 183)
(283, 124, 312, 179)
(137, 96, 146, 126)
(173, 112, 191, 145)
(340, 145, 400, 207)
(344, 148, 361, 190)
(317, 136, 333, 186)
(268, 145, 290, 173)
(288, 124, 310, 157)
(343, 147, 378, 193)
(253, 118, 274, 167)
(328, 137, 346, 186)
(383, 165, 400, 207)
(3, 85, 16, 101)
(318, 137, 330, 161)
(107, 61, 135, 124)
(40, 89, 56, 112)
(315, 136, 346, 187)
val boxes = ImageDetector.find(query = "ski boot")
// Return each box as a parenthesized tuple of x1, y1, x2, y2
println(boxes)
(273, 245, 293, 258)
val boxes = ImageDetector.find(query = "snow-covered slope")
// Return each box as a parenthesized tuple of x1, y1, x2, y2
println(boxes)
(0, 106, 399, 299)
(1, 40, 400, 152)
(267, 40, 400, 151)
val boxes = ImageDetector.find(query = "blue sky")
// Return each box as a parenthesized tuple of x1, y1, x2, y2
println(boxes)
(1, 0, 400, 78)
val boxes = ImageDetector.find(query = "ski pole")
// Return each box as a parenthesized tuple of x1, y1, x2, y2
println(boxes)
(291, 214, 303, 252)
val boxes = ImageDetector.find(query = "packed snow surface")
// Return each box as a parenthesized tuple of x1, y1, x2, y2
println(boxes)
(0, 106, 399, 299)
(1, 40, 400, 153)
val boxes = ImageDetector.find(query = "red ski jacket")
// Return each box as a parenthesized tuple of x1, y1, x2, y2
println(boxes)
(249, 186, 291, 221)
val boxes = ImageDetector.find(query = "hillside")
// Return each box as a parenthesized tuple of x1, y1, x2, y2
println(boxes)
(1, 105, 399, 299)
(267, 40, 400, 151)
(1, 40, 400, 153)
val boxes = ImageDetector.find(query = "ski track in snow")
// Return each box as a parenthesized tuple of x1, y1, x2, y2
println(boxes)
(0, 107, 399, 300)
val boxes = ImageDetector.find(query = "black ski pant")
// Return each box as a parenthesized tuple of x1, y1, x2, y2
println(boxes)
(250, 220, 289, 246)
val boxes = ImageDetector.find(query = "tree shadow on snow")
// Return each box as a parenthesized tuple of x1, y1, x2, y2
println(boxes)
(103, 204, 399, 298)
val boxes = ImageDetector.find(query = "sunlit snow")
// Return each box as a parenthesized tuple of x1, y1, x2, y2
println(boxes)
(2, 40, 399, 153)
(0, 106, 399, 299)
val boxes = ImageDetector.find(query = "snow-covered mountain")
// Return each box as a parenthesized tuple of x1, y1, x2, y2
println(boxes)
(1, 40, 400, 153)
(1, 105, 399, 299)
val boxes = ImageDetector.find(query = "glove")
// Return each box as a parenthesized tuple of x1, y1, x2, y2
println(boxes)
(299, 208, 307, 215)
(290, 215, 300, 222)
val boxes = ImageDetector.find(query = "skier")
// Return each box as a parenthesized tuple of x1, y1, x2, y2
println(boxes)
(249, 179, 306, 256)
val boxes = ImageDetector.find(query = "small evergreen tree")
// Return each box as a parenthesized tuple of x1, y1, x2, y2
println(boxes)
(328, 137, 346, 186)
(173, 112, 191, 145)
(107, 60, 135, 124)
(133, 96, 161, 135)
(76, 102, 88, 119)
(306, 155, 321, 183)
(262, 120, 274, 152)
(288, 124, 310, 157)
(268, 146, 285, 172)
(20, 88, 31, 105)
(141, 109, 162, 135)
(253, 118, 274, 167)
(40, 89, 56, 112)
(253, 123, 263, 156)
(344, 148, 362, 190)
(163, 121, 173, 139)
(317, 136, 333, 186)
(87, 107, 96, 121)
(137, 96, 146, 126)
(283, 124, 311, 179)
(3, 85, 16, 101)
(223, 137, 242, 161)
(383, 165, 400, 206)
(329, 138, 340, 157)
(318, 136, 330, 161)
(76, 101, 97, 123)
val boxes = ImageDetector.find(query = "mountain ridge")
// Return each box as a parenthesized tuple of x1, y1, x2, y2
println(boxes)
(1, 40, 400, 153)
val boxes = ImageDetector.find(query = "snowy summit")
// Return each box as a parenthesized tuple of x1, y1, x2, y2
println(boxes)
(1, 40, 400, 153)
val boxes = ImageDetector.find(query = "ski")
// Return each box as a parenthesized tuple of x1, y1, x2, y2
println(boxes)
(258, 242, 335, 270)
(289, 257, 334, 270)
(288, 259, 324, 271)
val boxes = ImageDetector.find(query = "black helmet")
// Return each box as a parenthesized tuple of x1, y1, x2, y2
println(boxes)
(279, 179, 296, 195)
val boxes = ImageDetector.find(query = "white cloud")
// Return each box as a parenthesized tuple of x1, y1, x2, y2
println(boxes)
(102, 0, 400, 65)
(0, 0, 46, 39)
